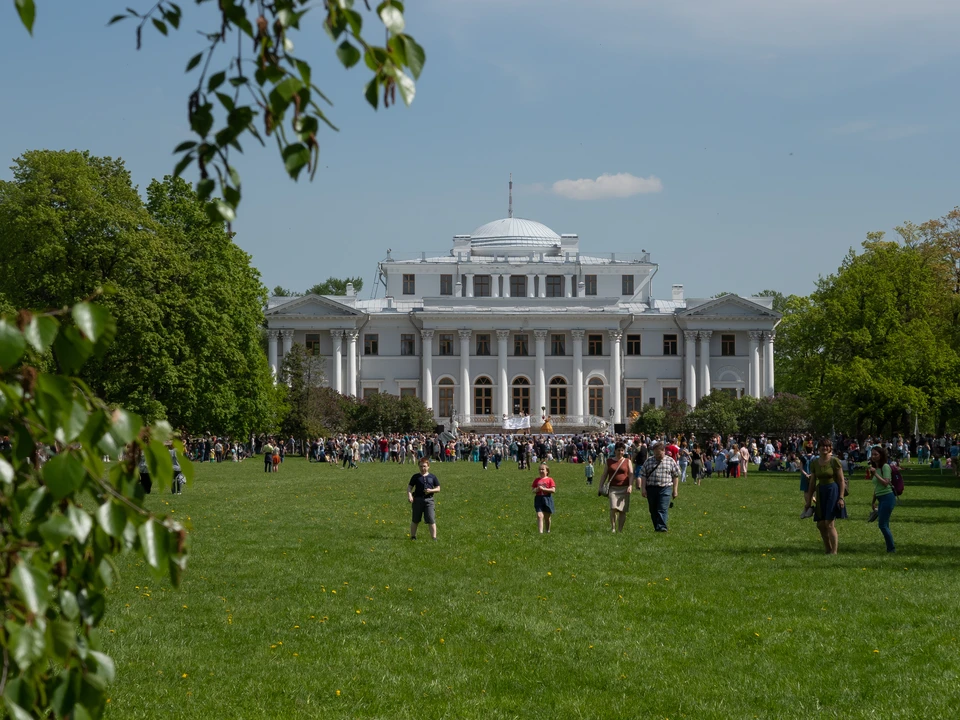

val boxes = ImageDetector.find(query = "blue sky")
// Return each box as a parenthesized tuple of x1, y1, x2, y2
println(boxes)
(3, 0, 958, 299)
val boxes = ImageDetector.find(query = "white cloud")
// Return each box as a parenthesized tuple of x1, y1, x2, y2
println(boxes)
(551, 173, 663, 201)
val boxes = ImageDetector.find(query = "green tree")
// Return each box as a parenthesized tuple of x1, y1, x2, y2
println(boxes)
(14, 1, 425, 224)
(755, 289, 789, 314)
(279, 343, 327, 446)
(272, 286, 300, 298)
(630, 404, 665, 436)
(0, 302, 190, 720)
(686, 391, 739, 438)
(306, 277, 364, 296)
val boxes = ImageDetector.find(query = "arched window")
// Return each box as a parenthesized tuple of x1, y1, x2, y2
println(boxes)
(549, 376, 568, 416)
(588, 377, 604, 417)
(474, 376, 493, 415)
(511, 376, 530, 415)
(438, 377, 455, 418)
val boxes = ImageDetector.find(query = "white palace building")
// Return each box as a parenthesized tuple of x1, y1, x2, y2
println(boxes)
(265, 210, 781, 431)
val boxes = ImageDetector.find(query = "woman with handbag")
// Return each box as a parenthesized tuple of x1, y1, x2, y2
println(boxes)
(600, 443, 633, 533)
(803, 437, 847, 554)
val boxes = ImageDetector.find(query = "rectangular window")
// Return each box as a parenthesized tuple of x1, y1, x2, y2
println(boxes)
(514, 334, 529, 356)
(476, 334, 491, 356)
(364, 334, 378, 356)
(663, 334, 678, 356)
(510, 275, 527, 298)
(584, 275, 597, 296)
(461, 275, 467, 297)
(474, 275, 491, 297)
(546, 275, 563, 297)
(551, 333, 565, 356)
(721, 388, 738, 399)
(626, 334, 641, 356)
(662, 387, 679, 405)
(400, 387, 417, 398)
(402, 274, 415, 295)
(363, 387, 378, 399)
(438, 333, 454, 356)
(438, 386, 454, 417)
(588, 334, 603, 356)
(721, 334, 736, 356)
(400, 333, 415, 356)
(440, 274, 453, 295)
(305, 333, 321, 356)
(626, 388, 644, 415)
(622, 274, 634, 295)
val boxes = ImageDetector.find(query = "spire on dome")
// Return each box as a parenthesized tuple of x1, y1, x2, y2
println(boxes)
(508, 173, 513, 218)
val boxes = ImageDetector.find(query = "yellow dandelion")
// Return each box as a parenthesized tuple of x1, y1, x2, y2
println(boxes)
(356, 610, 361, 614)
(293, 653, 299, 657)
(182, 605, 188, 609)
(336, 690, 341, 696)
(873, 649, 880, 653)
(754, 633, 760, 637)
(182, 673, 188, 678)
(440, 638, 445, 643)
(547, 572, 552, 576)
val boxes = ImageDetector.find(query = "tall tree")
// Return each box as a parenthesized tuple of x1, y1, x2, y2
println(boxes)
(306, 277, 364, 296)
(279, 342, 326, 446)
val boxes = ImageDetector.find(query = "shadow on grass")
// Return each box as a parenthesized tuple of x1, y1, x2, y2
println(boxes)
(717, 542, 960, 562)
(898, 499, 960, 509)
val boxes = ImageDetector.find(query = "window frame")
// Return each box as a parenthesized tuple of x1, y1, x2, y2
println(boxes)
(475, 333, 491, 356)
(587, 334, 603, 356)
(440, 274, 453, 296)
(721, 333, 736, 356)
(473, 274, 491, 297)
(438, 378, 455, 417)
(400, 333, 415, 356)
(662, 387, 679, 406)
(584, 275, 597, 296)
(474, 376, 493, 415)
(550, 333, 565, 357)
(514, 333, 529, 357)
(622, 274, 634, 295)
(510, 275, 527, 298)
(663, 334, 678, 356)
(305, 333, 321, 356)
(545, 275, 563, 298)
(438, 333, 454, 356)
(363, 333, 379, 356)
(402, 274, 416, 295)
(625, 334, 641, 356)
(626, 388, 644, 415)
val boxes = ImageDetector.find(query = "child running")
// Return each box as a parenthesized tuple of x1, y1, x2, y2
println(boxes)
(532, 463, 556, 534)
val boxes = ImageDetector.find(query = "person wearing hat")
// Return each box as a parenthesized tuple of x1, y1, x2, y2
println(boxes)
(639, 441, 681, 532)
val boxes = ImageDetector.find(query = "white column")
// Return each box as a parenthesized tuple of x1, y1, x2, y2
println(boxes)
(748, 330, 762, 398)
(538, 274, 546, 298)
(609, 330, 623, 424)
(492, 274, 500, 298)
(527, 274, 535, 298)
(763, 330, 776, 396)
(281, 329, 294, 358)
(345, 329, 358, 397)
(698, 330, 712, 399)
(330, 329, 344, 394)
(267, 329, 278, 378)
(565, 274, 574, 298)
(465, 273, 474, 298)
(497, 329, 510, 417)
(684, 330, 698, 408)
(420, 329, 434, 411)
(572, 330, 584, 418)
(534, 330, 548, 416)
(459, 329, 472, 418)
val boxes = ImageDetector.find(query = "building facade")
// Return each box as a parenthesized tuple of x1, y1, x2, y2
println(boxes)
(265, 216, 781, 429)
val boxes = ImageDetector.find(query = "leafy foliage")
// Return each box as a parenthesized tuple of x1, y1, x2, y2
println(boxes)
(279, 343, 326, 442)
(0, 152, 280, 436)
(349, 391, 435, 434)
(306, 277, 364, 296)
(0, 301, 190, 720)
(13, 1, 426, 224)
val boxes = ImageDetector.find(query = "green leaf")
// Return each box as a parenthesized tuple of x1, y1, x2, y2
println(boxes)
(152, 18, 167, 35)
(138, 519, 168, 570)
(13, 626, 45, 670)
(4, 681, 36, 720)
(402, 36, 426, 79)
(109, 409, 142, 446)
(174, 140, 197, 153)
(39, 514, 73, 546)
(344, 8, 363, 35)
(15, 0, 36, 34)
(107, 13, 127, 25)
(210, 200, 236, 224)
(0, 456, 13, 484)
(43, 454, 86, 500)
(12, 560, 49, 615)
(173, 152, 194, 177)
(282, 143, 311, 180)
(60, 589, 80, 620)
(24, 314, 59, 353)
(145, 440, 173, 483)
(96, 500, 128, 539)
(197, 178, 215, 201)
(89, 651, 117, 684)
(379, 5, 405, 34)
(395, 69, 416, 106)
(274, 76, 303, 103)
(152, 419, 174, 442)
(336, 41, 361, 68)
(364, 77, 379, 109)
(53, 325, 94, 373)
(67, 504, 93, 543)
(0, 319, 26, 369)
(64, 400, 88, 443)
(185, 52, 203, 71)
(208, 71, 226, 92)
(72, 302, 110, 342)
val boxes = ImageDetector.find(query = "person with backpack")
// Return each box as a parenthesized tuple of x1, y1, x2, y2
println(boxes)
(867, 446, 897, 553)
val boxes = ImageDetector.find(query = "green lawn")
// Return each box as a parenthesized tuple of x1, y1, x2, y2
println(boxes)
(102, 456, 960, 719)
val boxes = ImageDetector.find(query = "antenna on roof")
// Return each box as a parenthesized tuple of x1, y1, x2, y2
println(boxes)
(508, 173, 513, 218)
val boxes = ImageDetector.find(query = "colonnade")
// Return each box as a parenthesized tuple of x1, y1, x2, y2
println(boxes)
(682, 329, 775, 406)
(461, 273, 578, 298)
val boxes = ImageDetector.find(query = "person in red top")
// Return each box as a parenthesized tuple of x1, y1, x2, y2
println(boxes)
(379, 437, 389, 463)
(665, 439, 680, 461)
(532, 463, 556, 533)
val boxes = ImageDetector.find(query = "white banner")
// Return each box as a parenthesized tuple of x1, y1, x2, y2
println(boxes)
(503, 416, 531, 430)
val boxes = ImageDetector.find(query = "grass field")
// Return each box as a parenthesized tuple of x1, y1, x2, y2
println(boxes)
(101, 455, 960, 719)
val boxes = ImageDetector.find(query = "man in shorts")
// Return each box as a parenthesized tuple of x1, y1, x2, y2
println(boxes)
(408, 459, 440, 541)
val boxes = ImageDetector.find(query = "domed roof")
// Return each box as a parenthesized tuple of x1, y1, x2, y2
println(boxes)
(469, 217, 561, 256)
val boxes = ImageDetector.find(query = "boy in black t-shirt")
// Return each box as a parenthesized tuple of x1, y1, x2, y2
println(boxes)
(407, 459, 441, 540)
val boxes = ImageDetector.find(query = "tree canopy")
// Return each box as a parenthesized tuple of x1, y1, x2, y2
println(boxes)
(0, 150, 280, 435)
(306, 277, 364, 296)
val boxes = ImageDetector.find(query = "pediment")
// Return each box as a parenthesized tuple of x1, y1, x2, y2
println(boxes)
(266, 294, 363, 317)
(680, 295, 780, 319)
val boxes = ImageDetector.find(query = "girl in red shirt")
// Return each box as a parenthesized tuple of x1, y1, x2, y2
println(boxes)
(532, 463, 556, 533)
